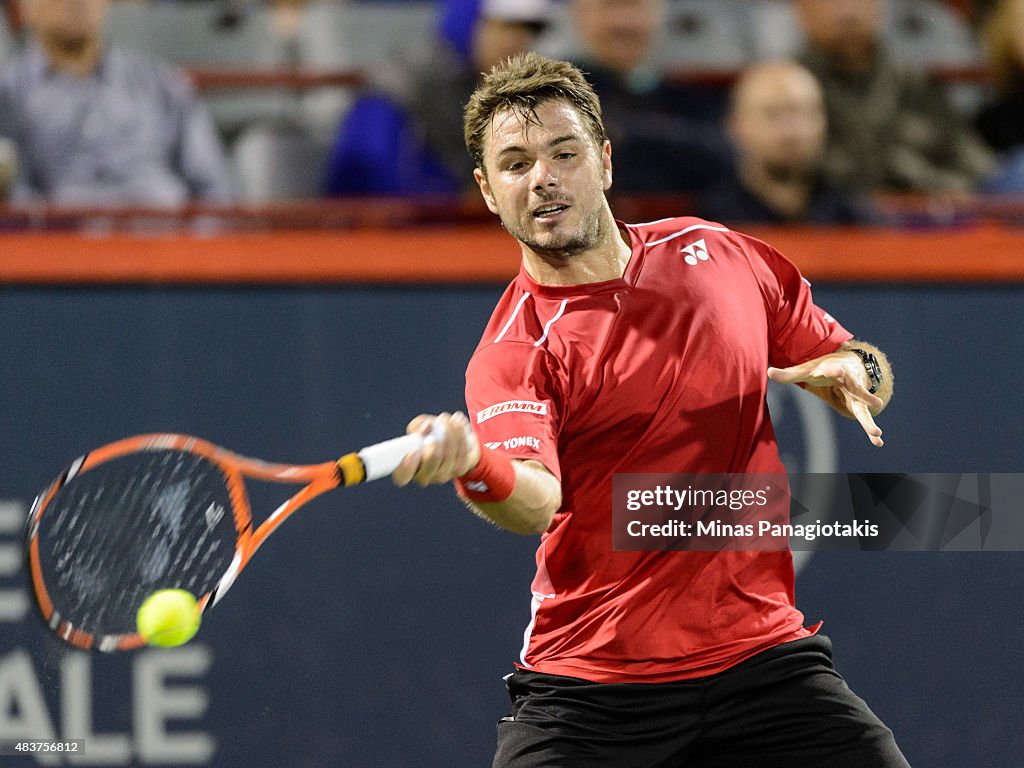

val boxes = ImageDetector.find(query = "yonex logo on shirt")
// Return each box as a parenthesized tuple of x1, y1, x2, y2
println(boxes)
(681, 239, 710, 266)
(477, 400, 548, 423)
(485, 436, 542, 451)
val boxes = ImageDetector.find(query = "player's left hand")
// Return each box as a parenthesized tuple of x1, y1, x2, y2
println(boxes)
(767, 351, 885, 448)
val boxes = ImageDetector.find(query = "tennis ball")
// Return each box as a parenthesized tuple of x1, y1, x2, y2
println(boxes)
(136, 589, 201, 647)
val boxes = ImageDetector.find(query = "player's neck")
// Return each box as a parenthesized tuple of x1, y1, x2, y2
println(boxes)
(521, 216, 632, 288)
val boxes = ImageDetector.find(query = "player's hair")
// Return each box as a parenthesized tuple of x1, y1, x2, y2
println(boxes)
(463, 52, 606, 173)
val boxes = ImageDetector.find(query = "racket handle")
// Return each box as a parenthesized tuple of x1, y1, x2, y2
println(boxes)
(357, 432, 429, 482)
(350, 420, 472, 484)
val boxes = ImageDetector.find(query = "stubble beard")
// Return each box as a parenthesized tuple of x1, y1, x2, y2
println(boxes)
(501, 201, 609, 261)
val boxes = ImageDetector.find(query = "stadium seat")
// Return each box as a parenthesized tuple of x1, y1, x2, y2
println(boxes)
(231, 123, 330, 202)
(656, 0, 749, 70)
(0, 12, 15, 67)
(746, 0, 981, 70)
(884, 0, 980, 68)
(529, 3, 578, 62)
(297, 2, 436, 142)
(745, 0, 804, 61)
(105, 4, 282, 67)
(743, 1, 982, 113)
(299, 1, 437, 68)
(534, 0, 749, 72)
(103, 4, 297, 138)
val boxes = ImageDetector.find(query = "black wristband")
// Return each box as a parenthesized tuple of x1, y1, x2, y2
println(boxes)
(849, 348, 883, 394)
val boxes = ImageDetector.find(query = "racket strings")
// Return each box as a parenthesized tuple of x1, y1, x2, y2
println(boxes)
(34, 450, 240, 640)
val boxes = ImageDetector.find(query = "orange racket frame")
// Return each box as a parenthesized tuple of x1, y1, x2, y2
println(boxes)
(26, 430, 427, 651)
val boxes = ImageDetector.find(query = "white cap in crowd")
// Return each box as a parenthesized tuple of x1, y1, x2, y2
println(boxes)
(481, 0, 554, 24)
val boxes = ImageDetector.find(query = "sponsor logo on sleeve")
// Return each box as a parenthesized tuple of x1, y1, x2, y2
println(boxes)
(484, 436, 542, 452)
(476, 400, 548, 423)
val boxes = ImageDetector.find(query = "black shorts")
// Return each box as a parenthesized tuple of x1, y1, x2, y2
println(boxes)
(493, 635, 910, 768)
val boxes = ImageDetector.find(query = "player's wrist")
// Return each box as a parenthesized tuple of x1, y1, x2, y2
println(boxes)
(845, 347, 883, 395)
(455, 447, 515, 503)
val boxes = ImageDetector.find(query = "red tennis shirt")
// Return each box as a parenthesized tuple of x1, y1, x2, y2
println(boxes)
(464, 217, 853, 683)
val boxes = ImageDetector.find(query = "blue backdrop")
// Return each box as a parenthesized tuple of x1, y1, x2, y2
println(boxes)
(0, 281, 1020, 767)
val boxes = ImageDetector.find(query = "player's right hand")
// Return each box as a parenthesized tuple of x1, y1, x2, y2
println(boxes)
(392, 411, 480, 488)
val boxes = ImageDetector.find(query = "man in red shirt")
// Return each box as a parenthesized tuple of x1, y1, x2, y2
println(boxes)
(392, 53, 906, 767)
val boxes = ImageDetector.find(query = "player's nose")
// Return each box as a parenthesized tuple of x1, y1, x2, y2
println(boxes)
(530, 159, 558, 190)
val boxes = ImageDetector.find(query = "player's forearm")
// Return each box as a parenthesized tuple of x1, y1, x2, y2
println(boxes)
(390, 412, 561, 532)
(465, 459, 561, 535)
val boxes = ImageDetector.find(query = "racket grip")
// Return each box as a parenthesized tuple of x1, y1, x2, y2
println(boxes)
(357, 420, 470, 483)
(358, 433, 428, 482)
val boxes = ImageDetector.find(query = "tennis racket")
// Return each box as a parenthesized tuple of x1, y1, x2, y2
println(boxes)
(25, 430, 432, 652)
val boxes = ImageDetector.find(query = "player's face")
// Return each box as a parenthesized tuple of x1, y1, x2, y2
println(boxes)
(474, 100, 613, 260)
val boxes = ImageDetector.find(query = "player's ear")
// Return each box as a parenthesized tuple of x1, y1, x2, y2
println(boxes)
(602, 140, 613, 192)
(474, 167, 500, 215)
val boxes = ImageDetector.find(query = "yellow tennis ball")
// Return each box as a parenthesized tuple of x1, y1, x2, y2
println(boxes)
(136, 589, 201, 647)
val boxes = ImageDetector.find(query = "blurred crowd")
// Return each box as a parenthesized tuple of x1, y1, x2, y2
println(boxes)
(2, 0, 1024, 226)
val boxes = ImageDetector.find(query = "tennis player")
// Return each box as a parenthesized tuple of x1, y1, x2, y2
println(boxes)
(393, 52, 907, 768)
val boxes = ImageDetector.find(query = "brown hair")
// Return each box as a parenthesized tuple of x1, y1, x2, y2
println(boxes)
(463, 52, 606, 172)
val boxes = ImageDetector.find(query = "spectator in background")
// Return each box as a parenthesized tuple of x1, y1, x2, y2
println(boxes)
(323, 0, 551, 197)
(700, 60, 874, 225)
(0, 136, 15, 200)
(548, 0, 731, 194)
(974, 0, 1024, 191)
(975, 0, 1024, 147)
(796, 0, 993, 194)
(0, 0, 233, 206)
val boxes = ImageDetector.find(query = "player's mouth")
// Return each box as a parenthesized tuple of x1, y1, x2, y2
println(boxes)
(532, 203, 570, 223)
